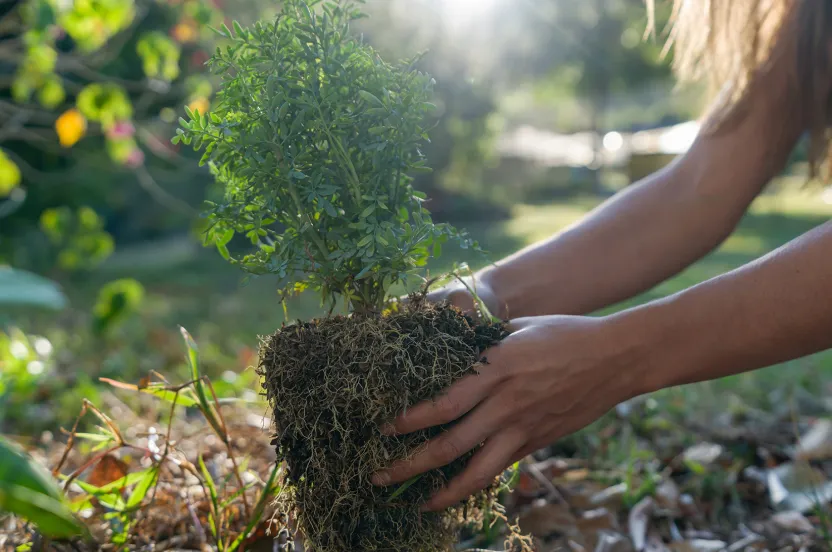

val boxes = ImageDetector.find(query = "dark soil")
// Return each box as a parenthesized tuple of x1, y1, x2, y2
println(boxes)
(258, 295, 518, 552)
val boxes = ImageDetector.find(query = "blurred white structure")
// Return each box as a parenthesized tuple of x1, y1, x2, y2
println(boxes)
(496, 120, 701, 168)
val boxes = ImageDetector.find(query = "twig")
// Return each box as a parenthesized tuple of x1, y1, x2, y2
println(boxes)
(53, 400, 94, 478)
(523, 461, 566, 504)
(61, 444, 123, 491)
(0, 148, 58, 184)
(134, 164, 197, 216)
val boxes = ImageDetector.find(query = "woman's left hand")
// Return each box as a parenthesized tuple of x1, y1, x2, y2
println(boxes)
(371, 314, 645, 512)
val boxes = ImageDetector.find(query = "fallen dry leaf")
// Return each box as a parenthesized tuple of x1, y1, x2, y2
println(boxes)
(576, 508, 619, 550)
(769, 462, 832, 512)
(594, 531, 636, 552)
(565, 468, 591, 482)
(654, 480, 680, 511)
(87, 453, 129, 488)
(628, 497, 654, 551)
(591, 483, 628, 510)
(769, 511, 815, 533)
(794, 419, 832, 461)
(517, 501, 577, 539)
(668, 540, 727, 552)
(683, 443, 723, 467)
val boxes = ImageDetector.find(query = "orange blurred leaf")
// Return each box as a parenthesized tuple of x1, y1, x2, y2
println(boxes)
(188, 97, 210, 116)
(55, 108, 87, 148)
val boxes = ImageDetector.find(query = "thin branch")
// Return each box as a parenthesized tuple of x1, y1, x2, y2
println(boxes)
(0, 187, 25, 219)
(135, 164, 197, 216)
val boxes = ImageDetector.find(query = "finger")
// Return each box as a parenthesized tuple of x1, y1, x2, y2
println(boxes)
(384, 367, 501, 436)
(373, 396, 509, 486)
(505, 316, 558, 333)
(420, 429, 527, 512)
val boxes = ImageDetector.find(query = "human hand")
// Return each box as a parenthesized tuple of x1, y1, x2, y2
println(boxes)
(420, 274, 504, 320)
(371, 315, 640, 511)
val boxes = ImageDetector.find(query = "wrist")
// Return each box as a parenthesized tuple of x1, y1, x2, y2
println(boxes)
(601, 300, 684, 399)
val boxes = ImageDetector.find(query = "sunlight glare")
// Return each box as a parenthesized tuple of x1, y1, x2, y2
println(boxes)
(442, 0, 499, 25)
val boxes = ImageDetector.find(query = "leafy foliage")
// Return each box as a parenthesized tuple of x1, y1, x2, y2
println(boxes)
(0, 267, 67, 311)
(0, 436, 86, 539)
(178, 0, 476, 312)
(40, 206, 115, 272)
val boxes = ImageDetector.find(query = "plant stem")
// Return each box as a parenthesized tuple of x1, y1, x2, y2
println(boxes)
(286, 178, 330, 260)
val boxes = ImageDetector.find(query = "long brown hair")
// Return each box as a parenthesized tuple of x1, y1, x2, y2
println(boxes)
(650, 0, 832, 176)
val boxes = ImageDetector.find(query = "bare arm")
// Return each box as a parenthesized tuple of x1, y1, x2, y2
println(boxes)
(628, 220, 832, 395)
(475, 43, 806, 319)
(375, 217, 832, 513)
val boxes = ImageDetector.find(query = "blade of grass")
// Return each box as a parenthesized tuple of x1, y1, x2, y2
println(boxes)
(227, 463, 281, 552)
(389, 474, 422, 500)
(179, 327, 225, 438)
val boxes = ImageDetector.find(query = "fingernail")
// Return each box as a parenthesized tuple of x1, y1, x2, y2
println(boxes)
(380, 423, 396, 436)
(372, 472, 390, 486)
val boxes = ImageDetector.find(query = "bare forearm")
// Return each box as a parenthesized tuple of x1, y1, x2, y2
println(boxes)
(480, 157, 754, 318)
(624, 221, 832, 395)
(480, 30, 804, 320)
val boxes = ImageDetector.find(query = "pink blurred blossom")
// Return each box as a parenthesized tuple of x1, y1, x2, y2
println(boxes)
(124, 148, 145, 169)
(107, 121, 135, 140)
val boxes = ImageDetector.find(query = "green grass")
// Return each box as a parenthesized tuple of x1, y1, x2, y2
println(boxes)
(63, 182, 832, 410)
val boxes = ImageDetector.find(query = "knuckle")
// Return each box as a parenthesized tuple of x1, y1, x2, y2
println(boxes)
(447, 288, 474, 309)
(435, 436, 463, 464)
(435, 395, 461, 422)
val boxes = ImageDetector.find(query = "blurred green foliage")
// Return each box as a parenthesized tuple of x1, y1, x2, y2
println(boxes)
(0, 435, 86, 539)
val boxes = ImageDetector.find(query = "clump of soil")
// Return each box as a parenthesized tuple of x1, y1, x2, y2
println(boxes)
(258, 295, 512, 551)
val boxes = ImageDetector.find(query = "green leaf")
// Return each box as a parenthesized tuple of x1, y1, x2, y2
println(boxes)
(355, 264, 373, 279)
(70, 469, 152, 496)
(126, 467, 159, 510)
(198, 455, 218, 505)
(359, 205, 375, 219)
(409, 165, 433, 174)
(357, 234, 373, 247)
(358, 90, 384, 107)
(0, 437, 86, 539)
(388, 474, 422, 500)
(99, 378, 200, 408)
(217, 242, 231, 261)
(0, 267, 67, 310)
(92, 279, 144, 336)
(73, 432, 115, 444)
(180, 328, 224, 437)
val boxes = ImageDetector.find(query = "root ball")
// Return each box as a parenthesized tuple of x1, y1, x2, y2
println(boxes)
(259, 297, 508, 551)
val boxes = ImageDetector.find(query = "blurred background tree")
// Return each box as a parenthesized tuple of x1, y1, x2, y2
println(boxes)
(0, 0, 231, 274)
